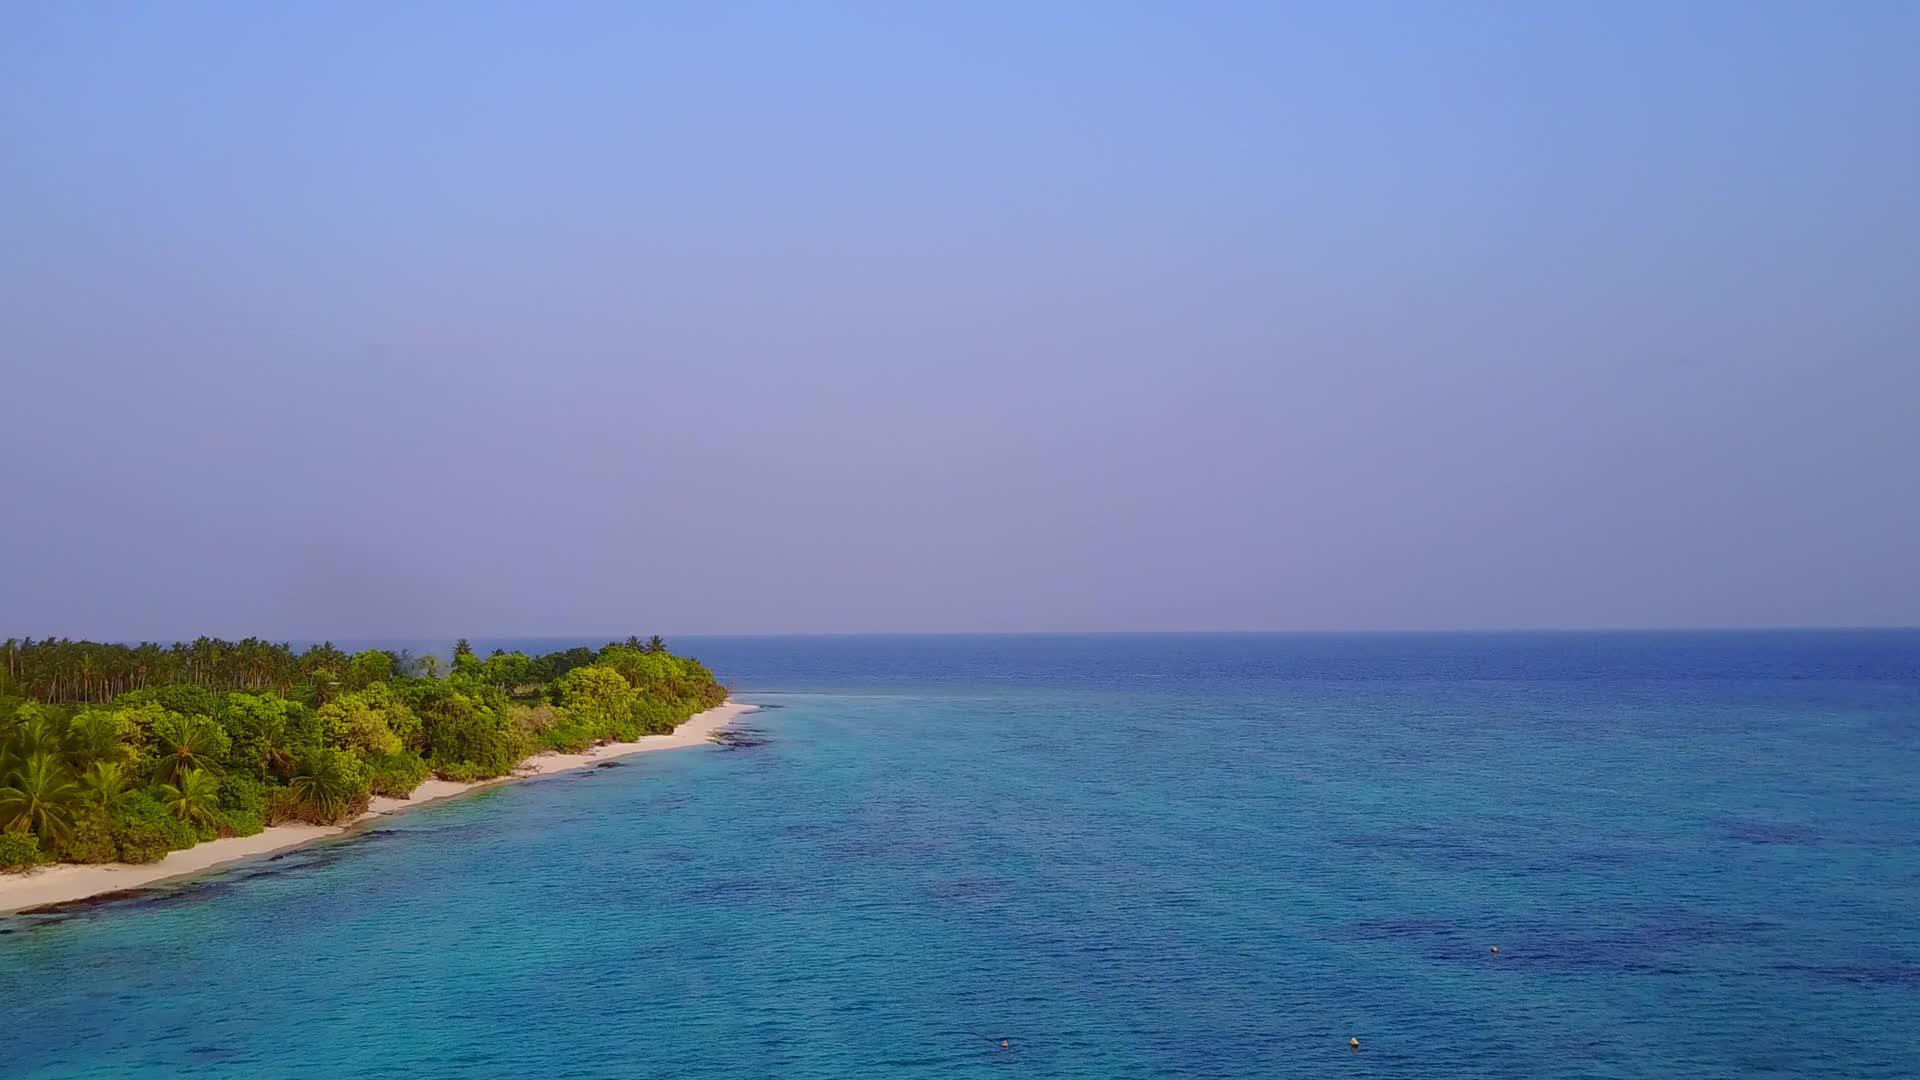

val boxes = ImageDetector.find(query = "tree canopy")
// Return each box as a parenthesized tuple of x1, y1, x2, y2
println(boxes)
(0, 637, 726, 872)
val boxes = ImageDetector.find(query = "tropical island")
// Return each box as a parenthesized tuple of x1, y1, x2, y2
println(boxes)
(0, 636, 734, 905)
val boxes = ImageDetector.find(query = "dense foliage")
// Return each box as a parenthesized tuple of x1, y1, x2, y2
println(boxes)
(0, 637, 725, 871)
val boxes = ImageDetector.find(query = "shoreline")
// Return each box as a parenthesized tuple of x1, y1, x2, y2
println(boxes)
(0, 700, 755, 917)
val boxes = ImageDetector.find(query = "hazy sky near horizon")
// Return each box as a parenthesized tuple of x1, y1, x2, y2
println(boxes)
(3, 2, 1916, 637)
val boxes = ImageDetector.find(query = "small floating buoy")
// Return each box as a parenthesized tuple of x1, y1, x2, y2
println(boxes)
(1490, 945, 1499, 954)
(1349, 1037, 1361, 1051)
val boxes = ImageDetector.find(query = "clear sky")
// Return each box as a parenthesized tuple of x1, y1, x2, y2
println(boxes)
(2, 2, 1915, 637)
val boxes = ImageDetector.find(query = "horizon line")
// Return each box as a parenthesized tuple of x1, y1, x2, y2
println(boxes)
(12, 624, 1918, 645)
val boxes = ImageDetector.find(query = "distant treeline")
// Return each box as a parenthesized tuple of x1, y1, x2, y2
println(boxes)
(0, 636, 726, 873)
(0, 636, 669, 705)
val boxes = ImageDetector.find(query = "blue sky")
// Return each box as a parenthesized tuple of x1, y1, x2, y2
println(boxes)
(2, 2, 1915, 636)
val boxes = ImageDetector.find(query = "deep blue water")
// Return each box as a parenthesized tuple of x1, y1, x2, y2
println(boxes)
(3, 632, 1917, 1078)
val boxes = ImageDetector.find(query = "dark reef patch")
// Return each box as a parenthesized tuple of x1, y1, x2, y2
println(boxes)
(711, 726, 770, 750)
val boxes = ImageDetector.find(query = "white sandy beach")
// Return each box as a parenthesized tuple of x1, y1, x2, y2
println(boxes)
(0, 700, 754, 916)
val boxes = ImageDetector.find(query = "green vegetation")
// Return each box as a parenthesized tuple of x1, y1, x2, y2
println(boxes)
(0, 637, 726, 872)
(0, 831, 47, 871)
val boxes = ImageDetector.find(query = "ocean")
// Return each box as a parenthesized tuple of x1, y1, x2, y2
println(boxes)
(1, 631, 1915, 1078)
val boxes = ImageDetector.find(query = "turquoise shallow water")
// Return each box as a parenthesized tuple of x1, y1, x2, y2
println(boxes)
(2, 632, 1917, 1078)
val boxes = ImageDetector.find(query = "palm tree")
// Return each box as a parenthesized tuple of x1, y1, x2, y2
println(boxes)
(79, 761, 136, 811)
(153, 715, 225, 786)
(0, 753, 81, 846)
(289, 752, 359, 824)
(155, 768, 221, 830)
(11, 713, 64, 758)
(76, 652, 99, 703)
(307, 665, 342, 707)
(251, 712, 299, 781)
(64, 711, 124, 770)
(129, 641, 159, 692)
